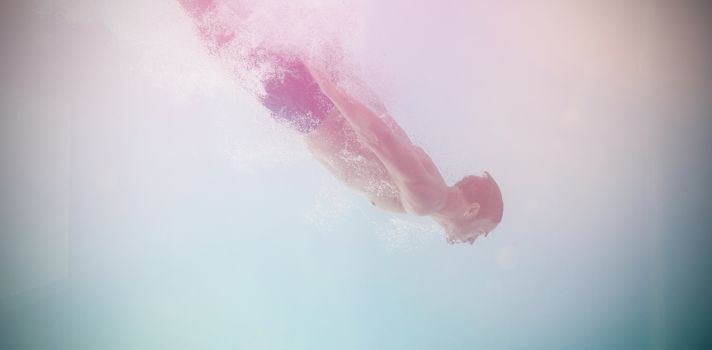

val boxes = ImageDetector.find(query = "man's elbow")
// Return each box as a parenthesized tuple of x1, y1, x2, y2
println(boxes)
(401, 184, 447, 216)
(406, 206, 434, 216)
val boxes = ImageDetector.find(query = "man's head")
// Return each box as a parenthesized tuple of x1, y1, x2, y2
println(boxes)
(442, 172, 503, 244)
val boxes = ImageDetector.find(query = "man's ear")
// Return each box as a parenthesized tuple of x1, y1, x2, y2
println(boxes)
(464, 203, 480, 217)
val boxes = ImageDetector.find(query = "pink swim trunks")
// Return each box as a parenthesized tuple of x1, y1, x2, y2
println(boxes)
(259, 56, 335, 133)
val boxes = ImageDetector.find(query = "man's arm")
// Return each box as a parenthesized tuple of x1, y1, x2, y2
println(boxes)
(308, 68, 448, 215)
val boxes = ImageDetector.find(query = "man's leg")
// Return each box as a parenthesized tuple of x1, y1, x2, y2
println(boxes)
(178, 0, 334, 133)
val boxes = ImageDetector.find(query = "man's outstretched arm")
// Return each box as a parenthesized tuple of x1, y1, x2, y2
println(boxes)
(308, 68, 449, 215)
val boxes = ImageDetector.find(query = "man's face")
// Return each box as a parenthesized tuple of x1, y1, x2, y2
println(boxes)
(440, 216, 497, 244)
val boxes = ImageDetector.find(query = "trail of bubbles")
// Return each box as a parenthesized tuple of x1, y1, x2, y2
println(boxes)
(304, 181, 356, 233)
(190, 0, 361, 93)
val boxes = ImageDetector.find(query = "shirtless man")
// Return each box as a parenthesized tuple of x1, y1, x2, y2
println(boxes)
(179, 0, 503, 244)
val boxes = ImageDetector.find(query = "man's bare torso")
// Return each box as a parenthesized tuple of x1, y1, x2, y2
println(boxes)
(304, 110, 406, 213)
(304, 109, 445, 215)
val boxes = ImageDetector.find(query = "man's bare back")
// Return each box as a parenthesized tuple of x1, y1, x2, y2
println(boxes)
(178, 0, 503, 244)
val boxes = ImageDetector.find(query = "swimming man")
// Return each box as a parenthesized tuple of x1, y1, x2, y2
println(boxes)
(178, 0, 503, 244)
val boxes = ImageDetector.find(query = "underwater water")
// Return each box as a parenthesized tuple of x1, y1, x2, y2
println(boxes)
(1, 0, 711, 349)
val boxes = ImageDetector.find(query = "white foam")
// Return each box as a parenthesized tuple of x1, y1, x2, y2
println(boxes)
(304, 181, 356, 233)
